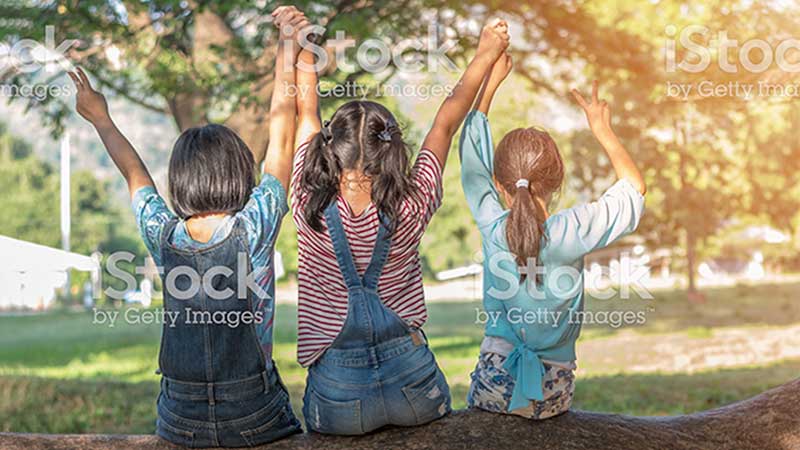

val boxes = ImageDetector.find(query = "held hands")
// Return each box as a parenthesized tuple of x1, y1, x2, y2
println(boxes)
(476, 19, 510, 62)
(271, 6, 311, 52)
(67, 68, 111, 127)
(487, 51, 513, 88)
(571, 80, 613, 136)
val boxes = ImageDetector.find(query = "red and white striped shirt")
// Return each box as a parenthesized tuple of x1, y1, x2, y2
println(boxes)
(291, 143, 443, 366)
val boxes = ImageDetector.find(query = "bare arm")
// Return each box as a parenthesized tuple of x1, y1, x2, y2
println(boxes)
(265, 7, 309, 191)
(421, 19, 509, 169)
(571, 81, 647, 195)
(68, 68, 154, 199)
(475, 52, 513, 115)
(295, 43, 321, 148)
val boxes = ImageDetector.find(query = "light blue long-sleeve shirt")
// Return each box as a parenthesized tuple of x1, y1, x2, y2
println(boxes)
(459, 111, 645, 411)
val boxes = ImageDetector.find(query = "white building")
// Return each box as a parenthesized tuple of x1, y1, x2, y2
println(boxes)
(0, 235, 100, 310)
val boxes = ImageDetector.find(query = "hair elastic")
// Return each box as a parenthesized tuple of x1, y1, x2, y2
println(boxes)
(515, 179, 530, 189)
(377, 118, 397, 142)
(320, 120, 333, 144)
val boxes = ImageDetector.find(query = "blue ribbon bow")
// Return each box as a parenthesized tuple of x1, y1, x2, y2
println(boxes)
(502, 344, 547, 411)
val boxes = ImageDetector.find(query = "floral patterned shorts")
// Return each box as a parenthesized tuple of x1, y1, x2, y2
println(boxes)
(467, 352, 575, 419)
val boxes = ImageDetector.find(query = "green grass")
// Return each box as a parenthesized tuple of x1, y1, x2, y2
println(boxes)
(1, 281, 799, 434)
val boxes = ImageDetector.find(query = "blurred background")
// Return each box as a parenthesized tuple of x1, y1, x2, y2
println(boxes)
(1, 0, 799, 434)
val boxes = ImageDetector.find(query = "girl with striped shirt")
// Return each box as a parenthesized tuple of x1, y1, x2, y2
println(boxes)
(287, 8, 511, 435)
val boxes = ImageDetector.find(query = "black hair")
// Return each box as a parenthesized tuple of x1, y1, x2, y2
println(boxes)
(168, 124, 256, 219)
(301, 101, 412, 232)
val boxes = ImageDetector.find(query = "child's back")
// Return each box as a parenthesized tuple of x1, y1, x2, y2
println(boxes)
(459, 62, 646, 419)
(67, 8, 310, 446)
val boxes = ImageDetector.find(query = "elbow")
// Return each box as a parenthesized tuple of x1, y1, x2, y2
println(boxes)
(637, 179, 647, 196)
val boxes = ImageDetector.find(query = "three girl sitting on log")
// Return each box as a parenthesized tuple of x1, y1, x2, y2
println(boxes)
(67, 5, 645, 448)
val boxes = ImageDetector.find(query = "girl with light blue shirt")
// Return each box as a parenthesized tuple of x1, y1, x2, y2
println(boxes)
(459, 54, 647, 419)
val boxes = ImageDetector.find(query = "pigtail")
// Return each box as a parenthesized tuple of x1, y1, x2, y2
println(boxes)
(506, 181, 547, 284)
(301, 129, 341, 232)
(362, 118, 412, 233)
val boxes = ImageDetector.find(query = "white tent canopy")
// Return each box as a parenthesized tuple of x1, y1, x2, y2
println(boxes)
(0, 235, 100, 310)
(0, 235, 98, 272)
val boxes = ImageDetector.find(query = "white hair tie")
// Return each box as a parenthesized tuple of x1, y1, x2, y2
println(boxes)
(515, 179, 530, 189)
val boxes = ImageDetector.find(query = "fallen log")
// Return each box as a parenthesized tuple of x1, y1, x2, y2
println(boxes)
(1, 378, 798, 450)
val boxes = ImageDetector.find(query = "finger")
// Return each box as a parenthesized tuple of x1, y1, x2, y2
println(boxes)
(571, 89, 588, 109)
(77, 67, 91, 88)
(271, 6, 288, 17)
(275, 9, 296, 24)
(275, 9, 299, 24)
(67, 71, 82, 89)
(487, 18, 503, 29)
(272, 5, 296, 17)
(592, 79, 599, 103)
(289, 15, 307, 27)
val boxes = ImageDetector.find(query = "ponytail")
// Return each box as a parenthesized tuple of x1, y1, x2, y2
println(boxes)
(362, 117, 411, 233)
(494, 127, 565, 285)
(301, 129, 341, 232)
(506, 181, 548, 284)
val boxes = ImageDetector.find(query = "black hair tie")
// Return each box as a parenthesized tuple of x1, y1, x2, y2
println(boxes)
(320, 120, 333, 145)
(377, 118, 397, 142)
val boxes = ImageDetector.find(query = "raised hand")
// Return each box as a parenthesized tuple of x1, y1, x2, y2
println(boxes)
(271, 6, 311, 50)
(571, 80, 611, 134)
(476, 18, 510, 62)
(571, 80, 646, 194)
(67, 68, 110, 127)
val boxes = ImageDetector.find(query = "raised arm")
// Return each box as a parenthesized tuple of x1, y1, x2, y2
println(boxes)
(571, 80, 647, 195)
(295, 40, 321, 148)
(421, 19, 509, 169)
(475, 52, 513, 115)
(265, 6, 309, 192)
(459, 53, 514, 228)
(68, 68, 154, 199)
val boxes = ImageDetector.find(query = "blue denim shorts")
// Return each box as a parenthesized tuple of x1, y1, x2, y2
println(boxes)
(303, 335, 451, 435)
(156, 369, 302, 448)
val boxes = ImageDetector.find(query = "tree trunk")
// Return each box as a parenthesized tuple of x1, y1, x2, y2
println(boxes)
(1, 378, 798, 450)
(686, 229, 697, 294)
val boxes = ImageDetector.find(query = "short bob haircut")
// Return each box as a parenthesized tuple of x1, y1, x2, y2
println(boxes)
(168, 124, 256, 219)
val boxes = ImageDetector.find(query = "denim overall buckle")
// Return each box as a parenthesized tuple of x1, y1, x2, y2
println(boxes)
(410, 329, 426, 346)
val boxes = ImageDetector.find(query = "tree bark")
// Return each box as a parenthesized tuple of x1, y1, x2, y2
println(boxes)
(1, 378, 797, 450)
(686, 229, 697, 294)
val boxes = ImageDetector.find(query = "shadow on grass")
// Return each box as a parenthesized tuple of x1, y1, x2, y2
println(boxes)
(3, 359, 797, 435)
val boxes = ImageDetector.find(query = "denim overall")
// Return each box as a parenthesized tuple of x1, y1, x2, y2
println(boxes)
(302, 202, 452, 435)
(155, 218, 301, 448)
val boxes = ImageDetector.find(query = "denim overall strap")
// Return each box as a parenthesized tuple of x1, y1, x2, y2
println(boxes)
(361, 215, 392, 290)
(323, 202, 364, 290)
(323, 201, 391, 290)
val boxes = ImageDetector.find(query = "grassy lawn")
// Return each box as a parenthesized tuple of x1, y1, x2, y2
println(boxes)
(1, 281, 798, 434)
